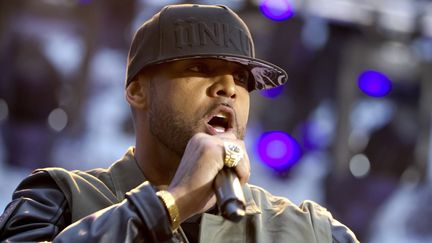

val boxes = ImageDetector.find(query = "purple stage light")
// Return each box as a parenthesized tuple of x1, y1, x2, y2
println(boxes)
(257, 131, 302, 171)
(260, 85, 284, 98)
(79, 0, 92, 4)
(358, 70, 392, 97)
(259, 0, 295, 21)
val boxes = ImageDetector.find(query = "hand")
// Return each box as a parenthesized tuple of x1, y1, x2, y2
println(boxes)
(166, 132, 250, 223)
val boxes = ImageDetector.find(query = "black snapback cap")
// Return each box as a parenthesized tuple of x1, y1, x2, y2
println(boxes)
(126, 4, 288, 91)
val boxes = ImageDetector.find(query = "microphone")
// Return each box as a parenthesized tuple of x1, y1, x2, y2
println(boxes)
(214, 167, 246, 222)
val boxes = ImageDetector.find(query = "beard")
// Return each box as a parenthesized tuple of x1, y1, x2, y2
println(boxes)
(148, 82, 246, 157)
(148, 100, 198, 157)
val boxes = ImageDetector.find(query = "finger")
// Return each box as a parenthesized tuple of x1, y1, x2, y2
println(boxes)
(218, 138, 250, 185)
(215, 131, 237, 140)
(212, 136, 249, 185)
(234, 148, 250, 185)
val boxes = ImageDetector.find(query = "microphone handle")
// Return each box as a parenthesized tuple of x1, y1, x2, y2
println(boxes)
(214, 167, 246, 222)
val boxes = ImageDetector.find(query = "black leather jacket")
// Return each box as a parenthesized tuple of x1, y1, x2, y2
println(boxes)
(0, 148, 359, 243)
(0, 170, 177, 242)
(0, 147, 182, 242)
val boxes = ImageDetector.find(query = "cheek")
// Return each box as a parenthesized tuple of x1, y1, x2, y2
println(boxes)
(165, 83, 206, 115)
(242, 104, 250, 125)
(237, 93, 250, 125)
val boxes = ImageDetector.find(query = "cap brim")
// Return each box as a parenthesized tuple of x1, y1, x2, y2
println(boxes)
(148, 54, 288, 91)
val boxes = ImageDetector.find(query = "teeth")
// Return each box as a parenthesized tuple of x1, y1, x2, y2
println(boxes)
(214, 126, 226, 133)
(215, 113, 227, 119)
(208, 111, 230, 133)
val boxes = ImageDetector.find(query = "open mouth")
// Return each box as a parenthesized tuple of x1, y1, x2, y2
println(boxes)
(207, 110, 233, 134)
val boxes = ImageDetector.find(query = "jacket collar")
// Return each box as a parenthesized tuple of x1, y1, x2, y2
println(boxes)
(108, 147, 146, 201)
(109, 147, 261, 215)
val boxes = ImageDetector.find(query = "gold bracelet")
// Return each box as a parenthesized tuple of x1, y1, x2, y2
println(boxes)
(156, 190, 180, 231)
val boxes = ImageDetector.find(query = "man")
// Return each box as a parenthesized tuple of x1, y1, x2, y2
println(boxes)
(0, 4, 358, 242)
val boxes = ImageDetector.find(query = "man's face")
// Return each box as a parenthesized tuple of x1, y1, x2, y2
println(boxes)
(145, 58, 251, 156)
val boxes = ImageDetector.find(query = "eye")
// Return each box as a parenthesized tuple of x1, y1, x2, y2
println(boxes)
(233, 69, 250, 88)
(186, 63, 210, 74)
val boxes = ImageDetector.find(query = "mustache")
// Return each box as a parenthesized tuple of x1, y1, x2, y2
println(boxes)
(203, 102, 245, 139)
(204, 102, 234, 118)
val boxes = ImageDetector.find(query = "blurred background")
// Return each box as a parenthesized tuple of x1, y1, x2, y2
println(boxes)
(0, 0, 431, 242)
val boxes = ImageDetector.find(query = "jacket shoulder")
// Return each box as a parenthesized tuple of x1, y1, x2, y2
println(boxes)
(0, 170, 70, 241)
(247, 183, 298, 209)
(37, 167, 116, 199)
(246, 184, 359, 243)
(36, 167, 118, 222)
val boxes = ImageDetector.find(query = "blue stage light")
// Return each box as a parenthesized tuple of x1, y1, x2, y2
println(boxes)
(257, 131, 302, 171)
(358, 70, 392, 97)
(259, 0, 295, 21)
(260, 85, 284, 98)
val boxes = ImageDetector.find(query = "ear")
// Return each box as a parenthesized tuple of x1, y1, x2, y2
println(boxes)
(126, 78, 148, 110)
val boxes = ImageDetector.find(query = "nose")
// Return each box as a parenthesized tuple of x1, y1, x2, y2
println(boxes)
(208, 74, 237, 99)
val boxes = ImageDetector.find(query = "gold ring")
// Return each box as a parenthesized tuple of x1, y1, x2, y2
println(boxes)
(224, 142, 243, 168)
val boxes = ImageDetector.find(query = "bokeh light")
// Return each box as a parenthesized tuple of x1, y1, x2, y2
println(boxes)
(349, 154, 371, 178)
(257, 131, 302, 171)
(357, 70, 392, 97)
(300, 120, 333, 151)
(259, 0, 295, 21)
(260, 85, 285, 98)
(47, 108, 68, 132)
